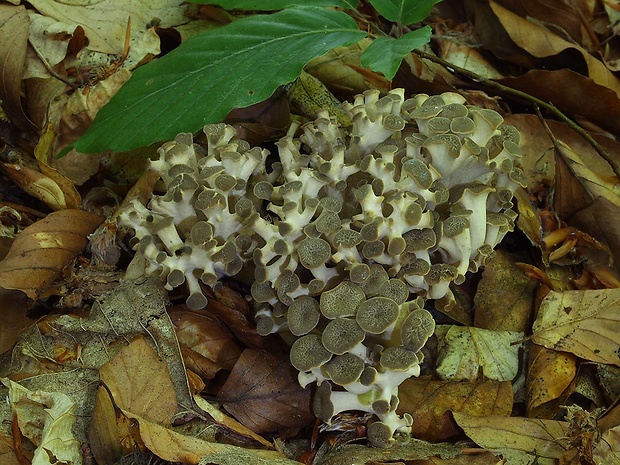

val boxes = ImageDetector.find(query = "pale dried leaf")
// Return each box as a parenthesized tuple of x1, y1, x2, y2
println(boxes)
(99, 337, 177, 424)
(0, 209, 103, 299)
(435, 325, 523, 382)
(4, 379, 81, 465)
(453, 412, 570, 460)
(193, 395, 273, 448)
(2, 162, 71, 210)
(593, 426, 620, 465)
(532, 288, 620, 365)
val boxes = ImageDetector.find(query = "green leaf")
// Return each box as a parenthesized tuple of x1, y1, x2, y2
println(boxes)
(188, 0, 358, 9)
(73, 7, 365, 154)
(369, 0, 442, 25)
(360, 27, 431, 80)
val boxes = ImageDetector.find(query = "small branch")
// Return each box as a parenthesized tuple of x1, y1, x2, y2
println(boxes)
(412, 49, 620, 179)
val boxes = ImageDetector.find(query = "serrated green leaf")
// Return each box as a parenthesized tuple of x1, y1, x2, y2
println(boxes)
(188, 0, 358, 9)
(73, 7, 365, 154)
(369, 0, 442, 25)
(360, 27, 431, 79)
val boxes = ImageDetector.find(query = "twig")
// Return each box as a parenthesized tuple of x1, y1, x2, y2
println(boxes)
(412, 49, 620, 179)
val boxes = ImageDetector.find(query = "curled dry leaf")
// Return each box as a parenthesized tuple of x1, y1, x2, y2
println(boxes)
(526, 344, 577, 418)
(532, 288, 620, 365)
(397, 377, 513, 442)
(474, 249, 537, 332)
(169, 307, 242, 380)
(217, 349, 314, 434)
(0, 209, 103, 299)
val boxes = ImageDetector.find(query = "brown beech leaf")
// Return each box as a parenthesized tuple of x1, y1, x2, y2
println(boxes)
(474, 250, 537, 332)
(532, 288, 620, 365)
(217, 349, 314, 434)
(526, 344, 577, 418)
(0, 432, 20, 465)
(0, 209, 103, 299)
(99, 336, 177, 424)
(397, 377, 513, 442)
(169, 307, 242, 380)
(453, 412, 570, 461)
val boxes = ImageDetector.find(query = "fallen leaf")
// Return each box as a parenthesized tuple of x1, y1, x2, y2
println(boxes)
(99, 337, 177, 424)
(0, 4, 31, 129)
(532, 288, 620, 365)
(88, 385, 126, 465)
(0, 289, 34, 356)
(217, 349, 314, 434)
(526, 344, 577, 418)
(4, 379, 81, 465)
(169, 307, 242, 380)
(474, 249, 537, 332)
(435, 325, 524, 382)
(0, 433, 21, 465)
(593, 425, 620, 465)
(2, 162, 73, 211)
(453, 412, 570, 462)
(397, 377, 513, 441)
(0, 209, 103, 299)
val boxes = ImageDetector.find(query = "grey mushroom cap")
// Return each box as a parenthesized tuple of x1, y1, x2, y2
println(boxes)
(290, 334, 332, 372)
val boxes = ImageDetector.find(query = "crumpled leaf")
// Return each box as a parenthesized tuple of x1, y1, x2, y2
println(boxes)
(532, 288, 620, 365)
(360, 27, 431, 80)
(4, 379, 81, 465)
(26, 0, 187, 69)
(474, 249, 537, 332)
(397, 377, 513, 441)
(0, 209, 103, 299)
(74, 6, 365, 153)
(453, 412, 570, 463)
(217, 349, 314, 434)
(169, 307, 242, 380)
(526, 345, 577, 418)
(435, 325, 523, 382)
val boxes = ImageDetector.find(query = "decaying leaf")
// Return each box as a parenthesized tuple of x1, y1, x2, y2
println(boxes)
(532, 288, 620, 365)
(0, 432, 20, 465)
(454, 412, 570, 464)
(397, 377, 513, 441)
(0, 209, 103, 299)
(4, 379, 81, 465)
(169, 307, 242, 380)
(435, 325, 523, 382)
(218, 349, 314, 434)
(474, 249, 537, 332)
(526, 344, 577, 418)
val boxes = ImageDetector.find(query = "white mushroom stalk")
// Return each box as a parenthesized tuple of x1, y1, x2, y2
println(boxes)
(117, 89, 525, 447)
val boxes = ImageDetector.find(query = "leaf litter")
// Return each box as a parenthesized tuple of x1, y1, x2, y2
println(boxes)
(2, 0, 620, 464)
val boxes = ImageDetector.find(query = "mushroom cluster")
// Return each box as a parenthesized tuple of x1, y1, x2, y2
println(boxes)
(118, 88, 525, 446)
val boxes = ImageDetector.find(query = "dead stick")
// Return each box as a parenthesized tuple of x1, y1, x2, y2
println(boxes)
(412, 49, 620, 179)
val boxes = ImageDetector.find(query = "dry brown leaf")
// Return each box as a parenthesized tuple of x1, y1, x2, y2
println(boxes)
(526, 344, 577, 418)
(474, 250, 537, 332)
(0, 4, 31, 129)
(169, 307, 242, 380)
(453, 412, 570, 461)
(593, 426, 620, 465)
(397, 377, 513, 442)
(99, 337, 177, 424)
(88, 385, 127, 465)
(500, 69, 620, 135)
(490, 1, 620, 96)
(0, 433, 21, 465)
(0, 289, 34, 356)
(0, 209, 103, 299)
(532, 288, 620, 365)
(217, 349, 314, 434)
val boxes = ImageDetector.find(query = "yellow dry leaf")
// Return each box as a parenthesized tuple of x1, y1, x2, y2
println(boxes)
(453, 412, 570, 463)
(99, 337, 177, 425)
(126, 412, 297, 465)
(532, 288, 620, 365)
(435, 325, 523, 382)
(3, 379, 81, 465)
